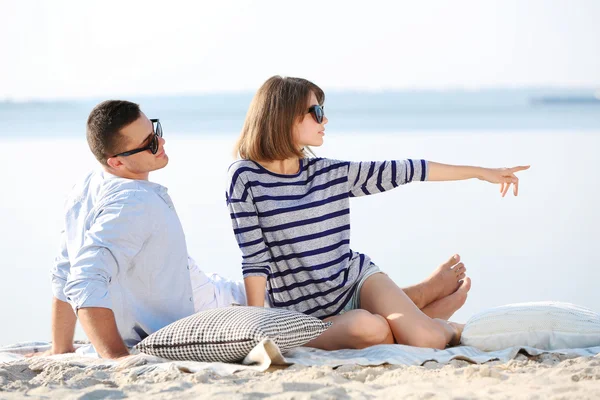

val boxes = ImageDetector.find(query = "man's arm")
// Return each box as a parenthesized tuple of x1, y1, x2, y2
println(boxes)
(27, 297, 77, 357)
(50, 297, 77, 353)
(77, 308, 129, 359)
(64, 194, 151, 359)
(31, 229, 78, 356)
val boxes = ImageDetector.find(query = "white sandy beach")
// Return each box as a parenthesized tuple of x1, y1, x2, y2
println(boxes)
(1, 351, 599, 399)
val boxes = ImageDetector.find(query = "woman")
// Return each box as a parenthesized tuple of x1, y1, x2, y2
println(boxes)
(226, 76, 528, 350)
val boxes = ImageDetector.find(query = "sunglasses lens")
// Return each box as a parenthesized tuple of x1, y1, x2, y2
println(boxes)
(310, 106, 324, 124)
(316, 106, 323, 123)
(156, 121, 163, 137)
(312, 106, 323, 123)
(152, 135, 159, 154)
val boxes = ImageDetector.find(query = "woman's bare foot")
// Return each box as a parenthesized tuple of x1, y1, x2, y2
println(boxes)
(402, 254, 467, 309)
(421, 277, 472, 320)
(422, 254, 467, 305)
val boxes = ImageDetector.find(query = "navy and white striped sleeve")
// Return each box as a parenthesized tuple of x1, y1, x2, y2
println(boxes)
(347, 159, 428, 197)
(226, 168, 272, 279)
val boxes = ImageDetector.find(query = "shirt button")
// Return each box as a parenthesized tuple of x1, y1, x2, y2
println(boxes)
(189, 297, 193, 302)
(186, 265, 190, 270)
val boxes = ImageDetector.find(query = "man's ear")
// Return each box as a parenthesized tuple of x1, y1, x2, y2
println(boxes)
(106, 156, 123, 170)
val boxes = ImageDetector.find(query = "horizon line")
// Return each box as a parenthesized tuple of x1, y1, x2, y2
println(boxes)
(2, 85, 600, 103)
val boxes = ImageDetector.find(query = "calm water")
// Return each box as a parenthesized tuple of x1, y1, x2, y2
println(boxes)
(2, 88, 600, 138)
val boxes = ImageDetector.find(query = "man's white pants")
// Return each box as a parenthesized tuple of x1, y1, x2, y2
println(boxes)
(188, 256, 271, 312)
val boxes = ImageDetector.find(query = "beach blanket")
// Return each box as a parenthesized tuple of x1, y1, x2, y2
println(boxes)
(2, 341, 599, 376)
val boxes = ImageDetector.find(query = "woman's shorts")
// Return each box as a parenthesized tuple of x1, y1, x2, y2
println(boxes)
(340, 263, 385, 315)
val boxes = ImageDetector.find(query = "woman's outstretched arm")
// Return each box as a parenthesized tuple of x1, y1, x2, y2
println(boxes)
(427, 162, 530, 197)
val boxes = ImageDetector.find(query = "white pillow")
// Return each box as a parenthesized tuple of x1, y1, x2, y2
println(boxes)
(461, 302, 600, 351)
(135, 306, 331, 363)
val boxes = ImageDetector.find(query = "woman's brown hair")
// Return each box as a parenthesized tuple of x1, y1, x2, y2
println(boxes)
(235, 76, 325, 161)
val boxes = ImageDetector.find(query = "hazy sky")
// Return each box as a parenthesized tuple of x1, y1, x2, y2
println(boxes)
(1, 0, 599, 99)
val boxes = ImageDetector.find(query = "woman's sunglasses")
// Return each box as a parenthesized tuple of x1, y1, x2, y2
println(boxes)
(308, 105, 325, 124)
(113, 119, 163, 157)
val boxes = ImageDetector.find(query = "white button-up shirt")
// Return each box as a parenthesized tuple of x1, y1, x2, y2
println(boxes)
(52, 170, 195, 347)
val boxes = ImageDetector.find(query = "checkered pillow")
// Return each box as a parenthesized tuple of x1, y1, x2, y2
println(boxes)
(134, 306, 331, 363)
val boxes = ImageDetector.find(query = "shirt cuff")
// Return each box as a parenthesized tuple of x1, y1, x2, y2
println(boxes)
(51, 275, 68, 303)
(242, 265, 271, 279)
(64, 280, 113, 311)
(421, 160, 429, 181)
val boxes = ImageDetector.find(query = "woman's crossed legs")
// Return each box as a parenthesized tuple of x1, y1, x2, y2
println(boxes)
(306, 254, 470, 350)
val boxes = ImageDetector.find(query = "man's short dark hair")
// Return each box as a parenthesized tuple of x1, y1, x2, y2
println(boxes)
(86, 100, 141, 165)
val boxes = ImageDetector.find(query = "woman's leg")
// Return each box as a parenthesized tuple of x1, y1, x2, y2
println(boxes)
(360, 273, 463, 349)
(304, 309, 394, 350)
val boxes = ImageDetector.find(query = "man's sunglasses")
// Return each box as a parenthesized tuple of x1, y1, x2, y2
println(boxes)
(308, 105, 325, 124)
(113, 119, 163, 157)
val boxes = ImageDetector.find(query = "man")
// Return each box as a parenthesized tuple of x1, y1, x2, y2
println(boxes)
(46, 100, 198, 358)
(40, 100, 469, 359)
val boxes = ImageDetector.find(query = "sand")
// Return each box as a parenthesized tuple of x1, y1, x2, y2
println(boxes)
(1, 352, 599, 399)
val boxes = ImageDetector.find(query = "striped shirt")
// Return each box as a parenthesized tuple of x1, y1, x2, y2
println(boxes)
(226, 157, 428, 319)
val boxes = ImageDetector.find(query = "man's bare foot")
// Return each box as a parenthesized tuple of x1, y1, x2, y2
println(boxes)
(421, 277, 472, 320)
(423, 254, 467, 305)
(448, 321, 465, 347)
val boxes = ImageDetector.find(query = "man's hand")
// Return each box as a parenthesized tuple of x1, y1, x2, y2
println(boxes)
(477, 165, 530, 197)
(26, 297, 78, 358)
(25, 345, 76, 358)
